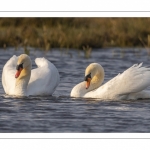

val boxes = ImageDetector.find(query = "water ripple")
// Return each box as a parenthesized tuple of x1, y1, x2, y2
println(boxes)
(0, 48, 150, 132)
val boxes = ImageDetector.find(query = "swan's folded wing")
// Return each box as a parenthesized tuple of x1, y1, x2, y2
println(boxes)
(2, 55, 18, 95)
(100, 63, 150, 97)
(27, 57, 60, 96)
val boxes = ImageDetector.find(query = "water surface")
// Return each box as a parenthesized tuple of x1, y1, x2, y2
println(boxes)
(0, 47, 150, 132)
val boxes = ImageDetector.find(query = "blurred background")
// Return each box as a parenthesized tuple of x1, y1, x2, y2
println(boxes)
(0, 17, 150, 51)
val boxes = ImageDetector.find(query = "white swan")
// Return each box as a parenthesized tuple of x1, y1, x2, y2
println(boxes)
(70, 63, 150, 100)
(2, 54, 60, 96)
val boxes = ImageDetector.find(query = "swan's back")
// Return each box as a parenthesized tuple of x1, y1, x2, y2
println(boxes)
(27, 57, 60, 96)
(106, 63, 150, 96)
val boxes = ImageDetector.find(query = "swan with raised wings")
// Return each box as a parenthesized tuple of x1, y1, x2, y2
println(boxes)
(70, 63, 150, 100)
(2, 54, 60, 96)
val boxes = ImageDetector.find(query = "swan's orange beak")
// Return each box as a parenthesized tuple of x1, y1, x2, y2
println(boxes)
(15, 68, 23, 78)
(85, 73, 91, 89)
(85, 78, 91, 89)
(15, 63, 23, 78)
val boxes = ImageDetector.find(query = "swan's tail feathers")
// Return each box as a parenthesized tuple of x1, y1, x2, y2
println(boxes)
(131, 62, 143, 68)
(138, 62, 143, 67)
(35, 57, 50, 67)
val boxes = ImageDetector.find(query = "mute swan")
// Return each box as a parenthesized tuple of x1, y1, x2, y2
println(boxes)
(2, 54, 60, 96)
(70, 63, 150, 100)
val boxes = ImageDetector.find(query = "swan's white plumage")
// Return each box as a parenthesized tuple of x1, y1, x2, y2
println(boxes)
(2, 55, 17, 95)
(27, 57, 60, 95)
(2, 55, 60, 96)
(70, 63, 150, 100)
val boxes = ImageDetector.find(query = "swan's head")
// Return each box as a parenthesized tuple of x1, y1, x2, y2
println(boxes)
(15, 54, 32, 78)
(84, 63, 104, 89)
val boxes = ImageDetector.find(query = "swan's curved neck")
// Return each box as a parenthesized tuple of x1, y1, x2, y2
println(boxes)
(86, 65, 105, 93)
(70, 63, 105, 98)
(14, 68, 31, 96)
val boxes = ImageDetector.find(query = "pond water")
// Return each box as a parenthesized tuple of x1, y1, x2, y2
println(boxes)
(0, 47, 150, 132)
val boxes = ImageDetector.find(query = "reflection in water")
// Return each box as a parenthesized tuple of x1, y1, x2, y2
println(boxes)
(0, 48, 150, 132)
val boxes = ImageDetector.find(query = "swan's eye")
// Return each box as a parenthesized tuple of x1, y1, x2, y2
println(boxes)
(16, 63, 23, 70)
(85, 73, 91, 81)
